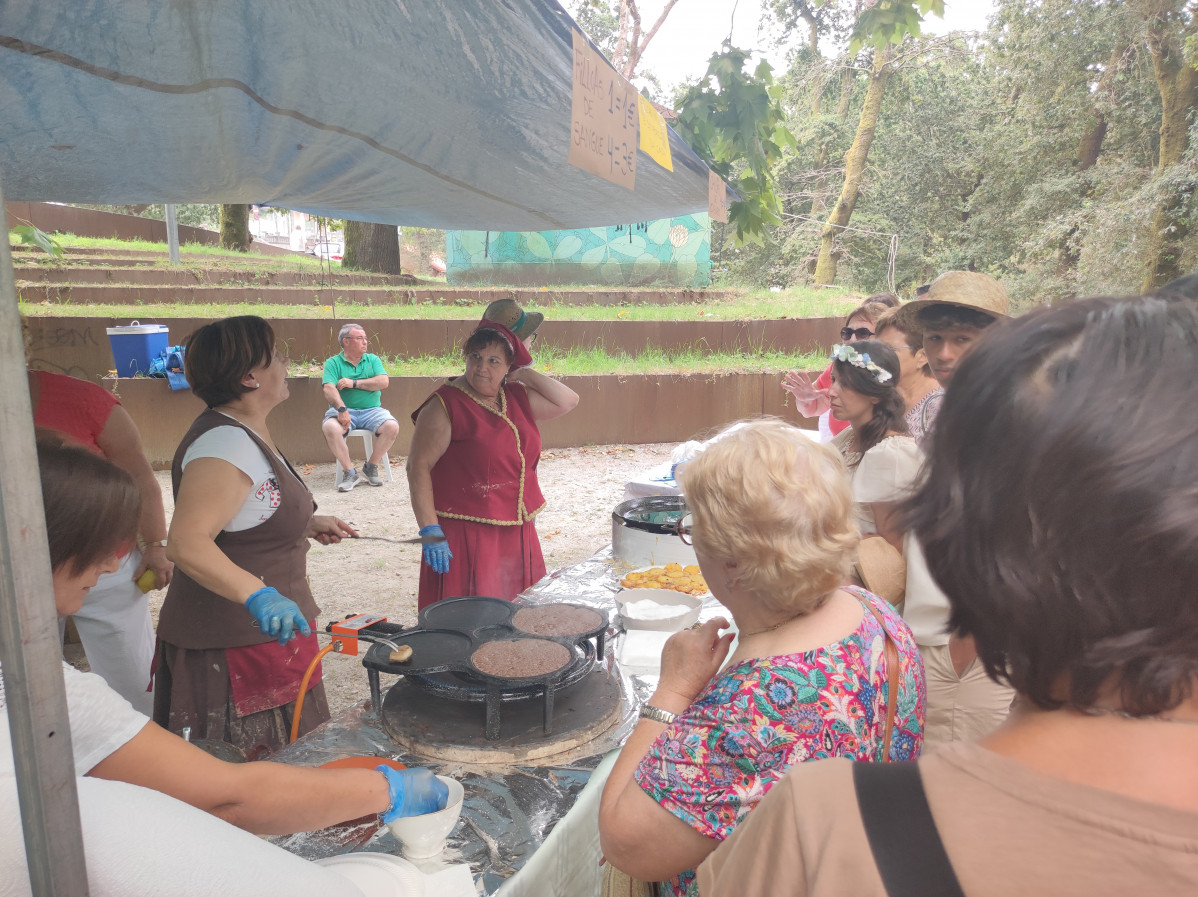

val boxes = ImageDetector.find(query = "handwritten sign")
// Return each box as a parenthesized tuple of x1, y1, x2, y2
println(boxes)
(569, 30, 638, 190)
(708, 169, 728, 223)
(637, 95, 673, 172)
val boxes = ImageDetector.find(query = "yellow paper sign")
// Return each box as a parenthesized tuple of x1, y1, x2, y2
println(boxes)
(637, 95, 673, 172)
(708, 169, 728, 223)
(568, 30, 638, 190)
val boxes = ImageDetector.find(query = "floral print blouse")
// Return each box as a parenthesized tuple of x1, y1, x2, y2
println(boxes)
(634, 587, 926, 897)
(905, 387, 944, 444)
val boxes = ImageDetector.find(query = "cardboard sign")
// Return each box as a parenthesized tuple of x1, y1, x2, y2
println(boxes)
(708, 169, 728, 223)
(569, 30, 637, 190)
(637, 95, 673, 172)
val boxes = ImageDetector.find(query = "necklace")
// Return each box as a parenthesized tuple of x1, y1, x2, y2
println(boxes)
(459, 379, 502, 410)
(738, 617, 799, 639)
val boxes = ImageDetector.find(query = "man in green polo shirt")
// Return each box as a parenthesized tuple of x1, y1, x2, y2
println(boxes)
(321, 323, 399, 491)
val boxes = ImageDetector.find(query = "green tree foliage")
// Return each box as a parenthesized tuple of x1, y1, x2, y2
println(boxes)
(712, 0, 1198, 305)
(673, 47, 796, 244)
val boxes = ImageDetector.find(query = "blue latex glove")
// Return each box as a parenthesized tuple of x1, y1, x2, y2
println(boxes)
(420, 525, 453, 575)
(244, 586, 311, 645)
(378, 766, 450, 821)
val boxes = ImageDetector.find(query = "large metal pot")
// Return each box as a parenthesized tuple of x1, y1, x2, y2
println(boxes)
(611, 496, 696, 568)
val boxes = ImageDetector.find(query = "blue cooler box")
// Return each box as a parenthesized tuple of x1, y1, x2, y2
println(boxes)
(107, 322, 169, 377)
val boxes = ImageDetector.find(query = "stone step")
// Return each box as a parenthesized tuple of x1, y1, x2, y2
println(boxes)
(17, 282, 730, 307)
(14, 265, 417, 288)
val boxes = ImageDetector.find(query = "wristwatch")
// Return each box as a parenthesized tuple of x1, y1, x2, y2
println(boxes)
(337, 405, 348, 413)
(639, 704, 678, 725)
(352, 379, 358, 389)
(145, 539, 168, 548)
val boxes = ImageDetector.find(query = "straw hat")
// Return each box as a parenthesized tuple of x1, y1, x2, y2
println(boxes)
(895, 270, 1010, 330)
(854, 535, 906, 606)
(482, 298, 544, 340)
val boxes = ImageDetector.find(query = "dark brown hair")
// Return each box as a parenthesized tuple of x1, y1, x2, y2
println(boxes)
(38, 441, 140, 575)
(875, 307, 932, 375)
(903, 293, 1198, 716)
(916, 304, 997, 332)
(184, 316, 275, 407)
(832, 339, 908, 461)
(463, 328, 514, 362)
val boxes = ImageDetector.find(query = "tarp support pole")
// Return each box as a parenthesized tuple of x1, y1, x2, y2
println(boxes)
(0, 174, 91, 895)
(165, 203, 181, 265)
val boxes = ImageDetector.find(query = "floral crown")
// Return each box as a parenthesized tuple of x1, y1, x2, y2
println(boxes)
(829, 343, 893, 384)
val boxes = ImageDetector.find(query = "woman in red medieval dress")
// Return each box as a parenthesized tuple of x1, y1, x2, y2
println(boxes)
(406, 301, 579, 609)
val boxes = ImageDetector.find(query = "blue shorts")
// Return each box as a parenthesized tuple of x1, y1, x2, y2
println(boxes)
(323, 405, 396, 434)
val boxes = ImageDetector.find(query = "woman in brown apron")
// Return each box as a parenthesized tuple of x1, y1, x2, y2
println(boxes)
(154, 317, 356, 757)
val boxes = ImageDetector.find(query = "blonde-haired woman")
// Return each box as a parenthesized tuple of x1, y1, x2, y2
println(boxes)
(599, 419, 925, 897)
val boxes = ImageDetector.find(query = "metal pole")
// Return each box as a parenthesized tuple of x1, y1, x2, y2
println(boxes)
(0, 175, 91, 895)
(165, 203, 181, 265)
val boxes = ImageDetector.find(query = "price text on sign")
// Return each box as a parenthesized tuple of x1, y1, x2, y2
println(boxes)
(569, 30, 638, 190)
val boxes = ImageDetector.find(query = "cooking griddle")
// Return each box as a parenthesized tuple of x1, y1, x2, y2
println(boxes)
(359, 596, 612, 743)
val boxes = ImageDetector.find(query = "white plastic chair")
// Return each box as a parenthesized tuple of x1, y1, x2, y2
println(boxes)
(333, 429, 394, 487)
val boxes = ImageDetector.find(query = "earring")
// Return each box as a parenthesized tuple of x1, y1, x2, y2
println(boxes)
(247, 382, 260, 389)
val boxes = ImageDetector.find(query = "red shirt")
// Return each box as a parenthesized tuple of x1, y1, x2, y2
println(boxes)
(419, 381, 546, 525)
(31, 370, 120, 454)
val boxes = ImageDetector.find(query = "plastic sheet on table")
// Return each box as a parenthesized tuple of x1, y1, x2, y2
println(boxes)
(268, 545, 648, 895)
(268, 699, 619, 895)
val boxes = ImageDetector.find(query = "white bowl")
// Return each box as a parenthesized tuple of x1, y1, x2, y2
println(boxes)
(385, 775, 464, 860)
(615, 588, 703, 632)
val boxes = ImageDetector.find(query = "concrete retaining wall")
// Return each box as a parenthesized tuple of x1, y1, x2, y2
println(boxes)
(111, 373, 817, 468)
(5, 201, 296, 256)
(24, 316, 841, 382)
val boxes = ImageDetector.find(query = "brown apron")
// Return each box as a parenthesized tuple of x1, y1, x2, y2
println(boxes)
(153, 410, 328, 755)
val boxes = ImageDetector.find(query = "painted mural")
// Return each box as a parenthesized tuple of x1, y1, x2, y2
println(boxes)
(446, 214, 711, 287)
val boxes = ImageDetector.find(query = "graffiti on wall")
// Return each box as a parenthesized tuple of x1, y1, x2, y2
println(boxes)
(446, 214, 711, 288)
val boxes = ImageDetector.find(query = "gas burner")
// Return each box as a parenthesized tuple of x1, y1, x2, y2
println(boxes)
(357, 597, 612, 743)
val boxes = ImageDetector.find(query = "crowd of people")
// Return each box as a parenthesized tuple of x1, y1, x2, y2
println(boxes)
(600, 273, 1198, 896)
(6, 274, 1198, 894)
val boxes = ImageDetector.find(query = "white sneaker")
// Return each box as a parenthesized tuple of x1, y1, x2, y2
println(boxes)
(338, 468, 360, 492)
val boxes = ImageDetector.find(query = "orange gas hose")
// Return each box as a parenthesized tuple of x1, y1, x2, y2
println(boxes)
(290, 642, 337, 744)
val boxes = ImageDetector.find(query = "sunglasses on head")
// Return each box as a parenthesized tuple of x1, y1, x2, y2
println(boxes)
(841, 326, 874, 341)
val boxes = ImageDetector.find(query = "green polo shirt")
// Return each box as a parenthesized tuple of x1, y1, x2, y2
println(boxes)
(323, 352, 385, 409)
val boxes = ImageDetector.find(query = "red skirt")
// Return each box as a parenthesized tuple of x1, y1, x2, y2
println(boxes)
(418, 517, 546, 609)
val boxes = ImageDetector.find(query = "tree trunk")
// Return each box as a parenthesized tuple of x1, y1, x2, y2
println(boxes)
(1057, 45, 1123, 293)
(343, 221, 401, 274)
(219, 204, 251, 252)
(1142, 23, 1198, 292)
(810, 64, 856, 220)
(813, 50, 893, 285)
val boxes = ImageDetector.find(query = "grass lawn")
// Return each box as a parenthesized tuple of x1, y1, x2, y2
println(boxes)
(286, 344, 828, 378)
(17, 232, 839, 376)
(19, 290, 858, 322)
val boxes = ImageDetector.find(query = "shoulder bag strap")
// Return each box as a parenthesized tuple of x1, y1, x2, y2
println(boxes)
(852, 761, 967, 897)
(863, 598, 900, 760)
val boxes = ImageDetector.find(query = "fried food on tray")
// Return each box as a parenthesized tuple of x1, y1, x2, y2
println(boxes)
(620, 564, 708, 595)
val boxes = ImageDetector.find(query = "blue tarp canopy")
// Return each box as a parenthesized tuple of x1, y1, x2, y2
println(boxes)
(0, 1, 715, 230)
